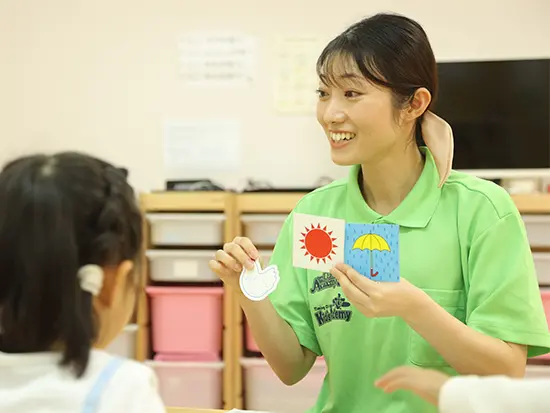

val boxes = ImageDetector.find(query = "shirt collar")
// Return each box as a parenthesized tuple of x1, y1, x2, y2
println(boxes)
(345, 147, 441, 228)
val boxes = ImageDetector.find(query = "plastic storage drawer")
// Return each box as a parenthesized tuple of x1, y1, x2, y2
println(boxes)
(147, 250, 218, 282)
(522, 215, 550, 247)
(147, 213, 225, 246)
(146, 355, 223, 409)
(241, 214, 287, 246)
(241, 357, 325, 413)
(146, 286, 224, 358)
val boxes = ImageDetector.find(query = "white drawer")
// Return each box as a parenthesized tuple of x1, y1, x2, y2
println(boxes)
(522, 215, 550, 247)
(241, 214, 287, 246)
(145, 359, 224, 409)
(147, 213, 225, 246)
(258, 249, 274, 268)
(106, 324, 138, 358)
(147, 250, 219, 282)
(525, 365, 550, 379)
(534, 253, 550, 285)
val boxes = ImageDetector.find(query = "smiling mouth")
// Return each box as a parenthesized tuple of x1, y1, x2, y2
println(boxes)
(329, 132, 356, 142)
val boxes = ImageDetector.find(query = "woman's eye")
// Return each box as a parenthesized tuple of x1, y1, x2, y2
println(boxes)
(344, 90, 361, 98)
(316, 89, 328, 98)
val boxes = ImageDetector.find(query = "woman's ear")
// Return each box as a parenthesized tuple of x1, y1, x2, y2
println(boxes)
(406, 87, 432, 121)
(97, 260, 134, 308)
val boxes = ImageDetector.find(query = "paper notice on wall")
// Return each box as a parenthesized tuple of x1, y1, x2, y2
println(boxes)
(163, 119, 241, 171)
(273, 36, 326, 114)
(178, 32, 257, 87)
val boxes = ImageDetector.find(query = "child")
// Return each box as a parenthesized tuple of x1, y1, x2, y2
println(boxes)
(376, 365, 550, 412)
(0, 152, 165, 413)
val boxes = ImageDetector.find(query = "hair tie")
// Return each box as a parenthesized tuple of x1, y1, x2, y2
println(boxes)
(421, 111, 454, 188)
(78, 264, 104, 296)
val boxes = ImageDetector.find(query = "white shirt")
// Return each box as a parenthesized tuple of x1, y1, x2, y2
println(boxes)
(440, 375, 550, 413)
(0, 349, 165, 413)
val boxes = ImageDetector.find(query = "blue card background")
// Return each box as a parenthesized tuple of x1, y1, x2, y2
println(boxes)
(344, 223, 400, 282)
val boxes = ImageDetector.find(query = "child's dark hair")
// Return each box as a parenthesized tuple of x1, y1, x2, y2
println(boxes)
(317, 12, 437, 146)
(0, 152, 142, 377)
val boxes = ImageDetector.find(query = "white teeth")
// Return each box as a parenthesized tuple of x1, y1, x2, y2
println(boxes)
(330, 132, 356, 142)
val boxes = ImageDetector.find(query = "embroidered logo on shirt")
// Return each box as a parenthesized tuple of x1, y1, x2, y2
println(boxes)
(310, 272, 340, 294)
(313, 293, 352, 326)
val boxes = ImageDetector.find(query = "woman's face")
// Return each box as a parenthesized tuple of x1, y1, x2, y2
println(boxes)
(316, 60, 407, 167)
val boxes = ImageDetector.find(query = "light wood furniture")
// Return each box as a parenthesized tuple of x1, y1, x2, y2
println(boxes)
(138, 191, 239, 410)
(135, 191, 550, 411)
(511, 193, 550, 214)
(232, 193, 306, 409)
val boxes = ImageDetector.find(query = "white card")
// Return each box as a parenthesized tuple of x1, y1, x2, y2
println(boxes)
(293, 213, 345, 272)
(239, 260, 280, 301)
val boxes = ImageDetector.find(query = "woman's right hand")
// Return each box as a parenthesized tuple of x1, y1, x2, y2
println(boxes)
(209, 236, 260, 291)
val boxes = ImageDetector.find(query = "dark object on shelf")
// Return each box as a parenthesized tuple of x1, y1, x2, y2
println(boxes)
(242, 177, 334, 193)
(165, 179, 225, 191)
(243, 179, 313, 193)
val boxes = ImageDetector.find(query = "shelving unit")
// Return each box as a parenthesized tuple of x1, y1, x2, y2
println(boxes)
(123, 191, 550, 410)
(136, 191, 239, 410)
(234, 193, 308, 411)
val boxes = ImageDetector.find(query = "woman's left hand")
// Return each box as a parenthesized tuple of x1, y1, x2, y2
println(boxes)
(330, 263, 428, 319)
(374, 366, 451, 406)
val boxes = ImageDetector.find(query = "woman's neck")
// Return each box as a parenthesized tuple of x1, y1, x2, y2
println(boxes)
(360, 145, 424, 216)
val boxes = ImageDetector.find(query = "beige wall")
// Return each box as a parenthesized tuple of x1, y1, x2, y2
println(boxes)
(1, 0, 549, 192)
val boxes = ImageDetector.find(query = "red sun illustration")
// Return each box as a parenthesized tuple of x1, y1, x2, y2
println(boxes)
(300, 224, 338, 263)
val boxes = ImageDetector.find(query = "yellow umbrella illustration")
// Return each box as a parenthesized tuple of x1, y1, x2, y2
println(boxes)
(352, 233, 391, 277)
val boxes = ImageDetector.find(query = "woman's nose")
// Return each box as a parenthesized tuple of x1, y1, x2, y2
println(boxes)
(324, 109, 347, 125)
(323, 99, 347, 125)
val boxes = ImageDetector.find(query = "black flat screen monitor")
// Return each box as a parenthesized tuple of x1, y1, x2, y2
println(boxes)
(434, 58, 550, 172)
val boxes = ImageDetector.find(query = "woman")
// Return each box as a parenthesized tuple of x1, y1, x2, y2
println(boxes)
(210, 12, 550, 413)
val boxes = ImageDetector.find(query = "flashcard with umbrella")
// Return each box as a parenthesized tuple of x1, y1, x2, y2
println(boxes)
(344, 223, 400, 282)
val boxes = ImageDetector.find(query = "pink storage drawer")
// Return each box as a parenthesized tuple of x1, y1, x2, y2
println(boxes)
(146, 286, 223, 357)
(241, 357, 325, 413)
(533, 289, 550, 360)
(146, 353, 223, 409)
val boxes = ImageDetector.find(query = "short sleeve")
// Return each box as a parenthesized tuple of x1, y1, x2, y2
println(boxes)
(268, 212, 322, 356)
(466, 212, 550, 358)
(101, 361, 166, 413)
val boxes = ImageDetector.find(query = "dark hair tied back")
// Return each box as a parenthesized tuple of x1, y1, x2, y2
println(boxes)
(0, 152, 142, 377)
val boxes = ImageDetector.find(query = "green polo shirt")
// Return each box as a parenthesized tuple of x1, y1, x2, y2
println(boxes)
(268, 147, 550, 413)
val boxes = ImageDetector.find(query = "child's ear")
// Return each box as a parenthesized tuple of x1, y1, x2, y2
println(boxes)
(97, 260, 134, 307)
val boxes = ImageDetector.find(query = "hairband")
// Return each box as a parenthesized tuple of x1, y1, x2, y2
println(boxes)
(77, 264, 104, 296)
(421, 111, 454, 188)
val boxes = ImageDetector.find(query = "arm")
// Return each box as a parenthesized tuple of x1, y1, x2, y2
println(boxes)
(403, 296, 526, 376)
(333, 211, 550, 377)
(239, 296, 317, 385)
(402, 211, 546, 376)
(210, 212, 320, 385)
(375, 365, 550, 413)
(440, 376, 550, 413)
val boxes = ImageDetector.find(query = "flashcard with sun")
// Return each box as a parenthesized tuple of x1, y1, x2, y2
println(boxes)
(292, 213, 345, 272)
